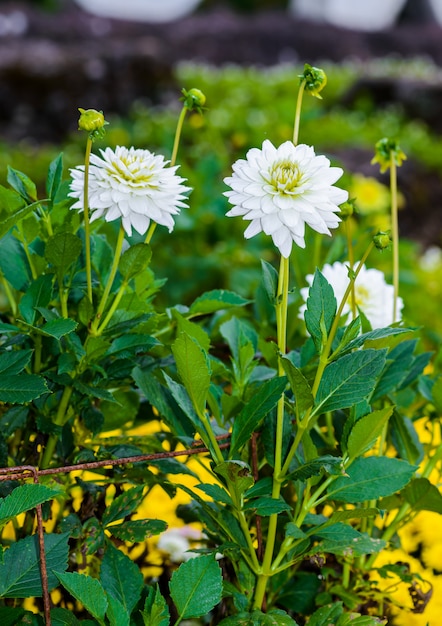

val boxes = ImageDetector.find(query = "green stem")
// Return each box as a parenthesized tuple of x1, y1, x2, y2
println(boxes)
(253, 256, 290, 610)
(144, 105, 187, 247)
(390, 156, 399, 322)
(17, 225, 37, 280)
(345, 220, 357, 319)
(34, 334, 42, 374)
(95, 279, 128, 335)
(83, 136, 93, 304)
(292, 80, 306, 145)
(41, 386, 74, 469)
(90, 225, 125, 335)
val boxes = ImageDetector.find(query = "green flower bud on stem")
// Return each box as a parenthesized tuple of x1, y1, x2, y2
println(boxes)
(78, 108, 108, 140)
(180, 88, 207, 113)
(373, 230, 392, 251)
(371, 138, 407, 173)
(339, 198, 356, 220)
(299, 63, 327, 99)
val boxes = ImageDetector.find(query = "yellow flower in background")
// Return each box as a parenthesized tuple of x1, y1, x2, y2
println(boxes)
(350, 173, 390, 215)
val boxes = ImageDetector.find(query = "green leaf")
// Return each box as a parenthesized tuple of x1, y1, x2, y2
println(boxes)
(7, 166, 37, 203)
(340, 326, 413, 355)
(45, 233, 82, 278)
(0, 607, 27, 626)
(100, 543, 143, 616)
(280, 356, 313, 416)
(189, 289, 252, 316)
(346, 406, 393, 459)
(172, 332, 211, 417)
(132, 366, 195, 438)
(329, 508, 379, 524)
(219, 609, 299, 626)
(38, 318, 78, 340)
(304, 270, 336, 353)
(56, 571, 108, 623)
(163, 372, 204, 435)
(105, 334, 158, 357)
(100, 389, 140, 430)
(0, 483, 60, 528)
(106, 596, 129, 626)
(371, 340, 416, 401)
(261, 259, 278, 303)
(311, 523, 386, 556)
(18, 274, 53, 325)
(196, 483, 233, 506)
(50, 607, 82, 626)
(173, 309, 211, 352)
(0, 532, 69, 598)
(102, 486, 145, 526)
(307, 602, 344, 626)
(109, 519, 167, 542)
(331, 316, 362, 359)
(313, 349, 387, 416)
(0, 349, 33, 375)
(402, 477, 442, 513)
(46, 153, 63, 201)
(390, 412, 423, 465)
(169, 554, 223, 620)
(118, 243, 152, 280)
(286, 455, 344, 483)
(243, 496, 291, 516)
(141, 584, 170, 626)
(0, 374, 48, 404)
(215, 460, 254, 501)
(230, 376, 287, 455)
(327, 457, 416, 503)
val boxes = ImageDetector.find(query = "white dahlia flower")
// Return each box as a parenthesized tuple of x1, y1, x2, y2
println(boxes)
(69, 146, 191, 237)
(224, 140, 348, 257)
(299, 262, 404, 329)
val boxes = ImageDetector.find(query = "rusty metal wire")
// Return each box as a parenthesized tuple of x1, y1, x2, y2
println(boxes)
(0, 436, 231, 626)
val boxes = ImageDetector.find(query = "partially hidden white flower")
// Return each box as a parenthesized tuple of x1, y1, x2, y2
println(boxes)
(157, 527, 200, 563)
(299, 262, 404, 329)
(69, 146, 191, 237)
(223, 140, 348, 257)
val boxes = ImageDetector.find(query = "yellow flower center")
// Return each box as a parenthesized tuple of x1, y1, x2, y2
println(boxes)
(111, 155, 155, 187)
(269, 159, 303, 195)
(353, 284, 370, 308)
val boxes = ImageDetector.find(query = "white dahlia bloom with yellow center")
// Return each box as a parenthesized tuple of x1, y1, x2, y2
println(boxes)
(69, 146, 191, 236)
(224, 140, 348, 257)
(299, 262, 404, 329)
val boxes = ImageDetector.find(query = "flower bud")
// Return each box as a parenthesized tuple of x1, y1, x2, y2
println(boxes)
(78, 108, 108, 140)
(371, 138, 407, 173)
(181, 87, 207, 113)
(299, 63, 327, 99)
(373, 230, 392, 251)
(339, 198, 356, 220)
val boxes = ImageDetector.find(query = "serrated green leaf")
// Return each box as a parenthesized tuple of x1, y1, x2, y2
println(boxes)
(162, 372, 204, 435)
(196, 483, 233, 506)
(304, 270, 336, 353)
(341, 326, 413, 355)
(390, 412, 424, 465)
(329, 508, 379, 524)
(102, 486, 145, 526)
(0, 374, 48, 404)
(105, 334, 158, 357)
(45, 233, 82, 277)
(56, 571, 108, 623)
(118, 243, 152, 280)
(39, 318, 78, 339)
(141, 584, 170, 626)
(402, 477, 442, 513)
(286, 455, 344, 483)
(371, 340, 416, 401)
(106, 595, 129, 626)
(243, 496, 291, 516)
(172, 332, 211, 417)
(0, 483, 60, 528)
(215, 460, 254, 501)
(0, 607, 27, 626)
(261, 259, 278, 303)
(109, 519, 167, 542)
(46, 153, 63, 201)
(0, 532, 69, 598)
(327, 457, 416, 503)
(311, 523, 386, 556)
(346, 406, 393, 459)
(230, 376, 287, 455)
(313, 349, 387, 416)
(100, 543, 143, 616)
(189, 289, 252, 316)
(72, 381, 115, 402)
(280, 356, 313, 417)
(169, 554, 223, 620)
(219, 609, 299, 626)
(7, 166, 37, 203)
(18, 274, 53, 325)
(0, 349, 33, 375)
(50, 607, 82, 626)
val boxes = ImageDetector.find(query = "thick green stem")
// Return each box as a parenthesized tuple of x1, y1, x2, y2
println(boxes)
(253, 256, 289, 610)
(345, 220, 357, 319)
(83, 137, 94, 304)
(390, 156, 399, 322)
(0, 272, 17, 316)
(90, 225, 125, 335)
